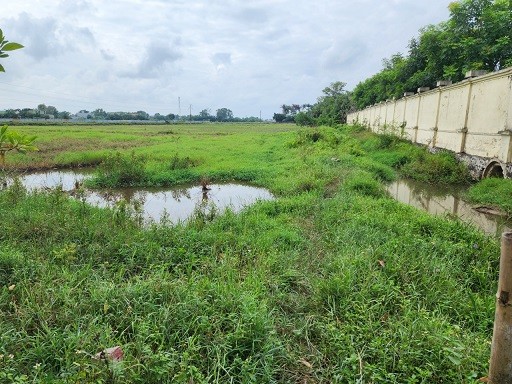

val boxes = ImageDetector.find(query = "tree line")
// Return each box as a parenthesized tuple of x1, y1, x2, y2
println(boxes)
(276, 0, 512, 126)
(0, 105, 262, 122)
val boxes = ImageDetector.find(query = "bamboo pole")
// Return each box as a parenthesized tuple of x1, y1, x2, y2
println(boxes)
(489, 231, 512, 383)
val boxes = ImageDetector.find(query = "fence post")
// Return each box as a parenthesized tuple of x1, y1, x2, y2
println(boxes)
(489, 231, 512, 383)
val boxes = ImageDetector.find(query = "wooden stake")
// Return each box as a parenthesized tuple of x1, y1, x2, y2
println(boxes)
(489, 231, 512, 383)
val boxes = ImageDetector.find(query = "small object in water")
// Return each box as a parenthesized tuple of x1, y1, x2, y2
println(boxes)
(200, 176, 211, 191)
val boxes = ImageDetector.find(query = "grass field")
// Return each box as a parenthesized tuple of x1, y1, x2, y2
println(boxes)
(0, 123, 501, 383)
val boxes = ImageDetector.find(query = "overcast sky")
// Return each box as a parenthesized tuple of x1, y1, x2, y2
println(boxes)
(1, 0, 451, 119)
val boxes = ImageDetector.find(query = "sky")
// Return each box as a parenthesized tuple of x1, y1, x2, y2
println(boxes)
(1, 0, 451, 119)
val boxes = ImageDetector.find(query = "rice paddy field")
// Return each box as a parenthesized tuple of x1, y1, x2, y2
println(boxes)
(0, 122, 502, 383)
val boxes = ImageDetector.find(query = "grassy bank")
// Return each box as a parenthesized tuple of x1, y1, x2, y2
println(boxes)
(466, 177, 512, 216)
(0, 123, 500, 383)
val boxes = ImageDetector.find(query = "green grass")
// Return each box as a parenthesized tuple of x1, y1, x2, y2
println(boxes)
(0, 123, 501, 383)
(467, 177, 512, 215)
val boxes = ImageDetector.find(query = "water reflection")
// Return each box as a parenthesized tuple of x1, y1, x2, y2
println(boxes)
(387, 179, 512, 236)
(4, 170, 273, 224)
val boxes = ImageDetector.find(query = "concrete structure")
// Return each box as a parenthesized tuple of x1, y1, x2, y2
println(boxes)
(347, 67, 512, 179)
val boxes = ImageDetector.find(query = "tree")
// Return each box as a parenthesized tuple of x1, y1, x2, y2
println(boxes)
(273, 113, 287, 123)
(352, 0, 512, 109)
(92, 108, 108, 119)
(0, 29, 23, 72)
(46, 105, 58, 117)
(294, 111, 316, 127)
(216, 108, 233, 122)
(311, 81, 354, 125)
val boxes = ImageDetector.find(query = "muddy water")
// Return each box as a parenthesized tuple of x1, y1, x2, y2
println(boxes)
(7, 170, 273, 224)
(387, 179, 512, 236)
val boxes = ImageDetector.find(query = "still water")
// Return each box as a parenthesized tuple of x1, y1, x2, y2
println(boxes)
(6, 170, 511, 234)
(387, 179, 512, 237)
(7, 170, 273, 224)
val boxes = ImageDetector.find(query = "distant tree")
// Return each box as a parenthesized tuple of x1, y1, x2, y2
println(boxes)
(37, 104, 47, 116)
(92, 108, 108, 119)
(311, 81, 354, 125)
(135, 111, 149, 120)
(294, 111, 316, 127)
(46, 105, 58, 117)
(0, 29, 23, 72)
(57, 111, 70, 119)
(273, 113, 287, 123)
(216, 108, 233, 122)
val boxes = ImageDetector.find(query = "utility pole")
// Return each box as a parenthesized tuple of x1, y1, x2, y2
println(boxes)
(489, 231, 512, 383)
(189, 104, 192, 121)
(178, 97, 181, 116)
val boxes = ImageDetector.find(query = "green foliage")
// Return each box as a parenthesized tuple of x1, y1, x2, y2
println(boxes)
(310, 81, 355, 126)
(0, 125, 37, 166)
(352, 0, 512, 108)
(294, 111, 316, 127)
(400, 150, 472, 184)
(169, 154, 199, 170)
(0, 28, 24, 73)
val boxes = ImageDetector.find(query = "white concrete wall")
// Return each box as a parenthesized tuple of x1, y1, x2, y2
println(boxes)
(347, 66, 512, 164)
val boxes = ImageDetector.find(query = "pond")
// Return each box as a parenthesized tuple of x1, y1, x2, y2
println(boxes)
(387, 179, 512, 237)
(5, 170, 274, 224)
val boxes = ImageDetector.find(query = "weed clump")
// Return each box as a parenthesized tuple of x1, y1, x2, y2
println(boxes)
(400, 150, 471, 184)
(344, 172, 386, 197)
(169, 154, 199, 170)
(93, 151, 147, 187)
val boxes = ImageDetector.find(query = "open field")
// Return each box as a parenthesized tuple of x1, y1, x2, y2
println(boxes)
(0, 123, 500, 383)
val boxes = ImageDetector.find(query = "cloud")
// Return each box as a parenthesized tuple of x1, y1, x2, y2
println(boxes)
(0, 0, 452, 118)
(211, 52, 231, 71)
(321, 39, 369, 70)
(100, 49, 115, 61)
(233, 6, 269, 25)
(6, 13, 63, 60)
(4, 12, 95, 61)
(124, 40, 183, 79)
(58, 0, 95, 14)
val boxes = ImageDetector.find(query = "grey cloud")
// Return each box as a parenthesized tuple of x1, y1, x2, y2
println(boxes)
(124, 41, 183, 79)
(321, 39, 368, 70)
(8, 13, 63, 60)
(211, 52, 231, 70)
(5, 12, 95, 61)
(100, 49, 115, 61)
(234, 7, 269, 24)
(58, 0, 95, 14)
